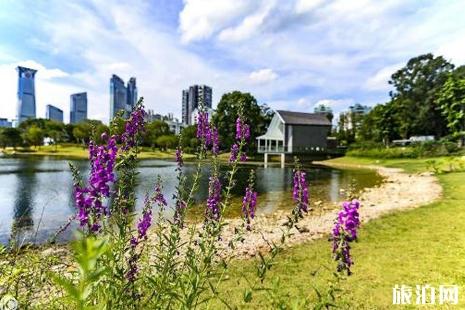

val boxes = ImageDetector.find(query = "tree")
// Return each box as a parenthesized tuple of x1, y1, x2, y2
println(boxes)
(180, 125, 199, 153)
(389, 53, 454, 138)
(143, 120, 170, 148)
(156, 135, 177, 151)
(436, 74, 465, 146)
(212, 91, 269, 151)
(24, 126, 44, 149)
(0, 128, 22, 149)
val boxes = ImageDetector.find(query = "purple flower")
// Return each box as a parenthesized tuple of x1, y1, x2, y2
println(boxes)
(206, 176, 222, 222)
(137, 208, 152, 241)
(229, 144, 239, 162)
(75, 134, 118, 231)
(292, 169, 309, 215)
(154, 183, 168, 207)
(235, 117, 250, 141)
(121, 105, 146, 150)
(240, 153, 248, 162)
(242, 186, 257, 231)
(211, 127, 219, 155)
(174, 200, 187, 227)
(332, 200, 360, 275)
(175, 147, 183, 167)
(196, 111, 211, 146)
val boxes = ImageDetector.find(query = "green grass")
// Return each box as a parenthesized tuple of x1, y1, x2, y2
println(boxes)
(0, 145, 196, 160)
(211, 157, 465, 308)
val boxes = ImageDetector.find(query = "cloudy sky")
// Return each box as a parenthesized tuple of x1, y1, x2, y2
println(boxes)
(0, 0, 464, 123)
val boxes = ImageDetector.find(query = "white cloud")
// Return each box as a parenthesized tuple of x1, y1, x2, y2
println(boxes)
(364, 63, 403, 91)
(179, 0, 255, 43)
(437, 35, 465, 64)
(249, 68, 278, 84)
(218, 1, 275, 42)
(295, 0, 325, 14)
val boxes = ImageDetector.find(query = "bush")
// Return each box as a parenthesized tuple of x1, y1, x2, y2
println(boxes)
(347, 140, 463, 159)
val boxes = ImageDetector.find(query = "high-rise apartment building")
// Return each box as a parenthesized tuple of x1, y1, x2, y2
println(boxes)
(16, 66, 37, 124)
(70, 92, 88, 124)
(46, 104, 64, 122)
(181, 85, 212, 125)
(110, 75, 138, 119)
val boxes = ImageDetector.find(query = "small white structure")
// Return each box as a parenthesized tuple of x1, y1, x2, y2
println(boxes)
(257, 110, 332, 168)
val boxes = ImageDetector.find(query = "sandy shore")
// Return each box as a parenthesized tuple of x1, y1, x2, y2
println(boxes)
(215, 163, 443, 259)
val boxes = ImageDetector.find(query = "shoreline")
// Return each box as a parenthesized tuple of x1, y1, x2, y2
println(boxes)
(213, 161, 443, 259)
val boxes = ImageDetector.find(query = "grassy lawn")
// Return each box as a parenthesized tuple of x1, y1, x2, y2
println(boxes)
(211, 157, 465, 308)
(0, 145, 196, 160)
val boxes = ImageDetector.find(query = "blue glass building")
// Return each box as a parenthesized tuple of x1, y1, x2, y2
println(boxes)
(16, 66, 37, 124)
(70, 92, 88, 124)
(127, 77, 137, 108)
(46, 104, 64, 123)
(110, 75, 137, 119)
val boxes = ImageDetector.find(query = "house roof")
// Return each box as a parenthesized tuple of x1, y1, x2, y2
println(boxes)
(276, 110, 331, 126)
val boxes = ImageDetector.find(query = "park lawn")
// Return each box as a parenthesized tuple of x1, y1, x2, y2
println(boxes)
(1, 145, 195, 160)
(210, 157, 465, 309)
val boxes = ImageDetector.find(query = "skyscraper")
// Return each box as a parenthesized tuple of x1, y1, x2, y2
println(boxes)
(127, 77, 137, 108)
(182, 89, 189, 124)
(110, 75, 137, 119)
(46, 104, 64, 123)
(182, 84, 212, 125)
(70, 92, 88, 124)
(16, 66, 37, 124)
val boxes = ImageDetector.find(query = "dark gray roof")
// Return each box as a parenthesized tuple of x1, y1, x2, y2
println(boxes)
(276, 110, 331, 126)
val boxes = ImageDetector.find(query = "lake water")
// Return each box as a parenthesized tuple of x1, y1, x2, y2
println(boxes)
(0, 157, 382, 245)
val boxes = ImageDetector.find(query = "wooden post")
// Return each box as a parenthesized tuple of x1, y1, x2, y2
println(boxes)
(264, 153, 268, 168)
(280, 153, 285, 168)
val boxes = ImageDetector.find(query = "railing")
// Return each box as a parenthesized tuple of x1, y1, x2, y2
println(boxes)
(257, 146, 287, 153)
(257, 145, 343, 154)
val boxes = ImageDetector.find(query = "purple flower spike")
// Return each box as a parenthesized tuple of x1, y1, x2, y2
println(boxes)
(206, 176, 222, 222)
(175, 147, 183, 167)
(242, 186, 257, 231)
(332, 199, 361, 275)
(211, 127, 219, 155)
(229, 144, 239, 162)
(235, 117, 250, 141)
(196, 111, 211, 146)
(292, 169, 309, 214)
(121, 105, 146, 150)
(75, 135, 118, 232)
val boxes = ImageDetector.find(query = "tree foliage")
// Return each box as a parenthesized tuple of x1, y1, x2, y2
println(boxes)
(212, 91, 271, 151)
(436, 74, 465, 145)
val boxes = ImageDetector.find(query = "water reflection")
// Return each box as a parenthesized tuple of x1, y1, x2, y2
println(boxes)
(0, 157, 382, 244)
(11, 159, 36, 243)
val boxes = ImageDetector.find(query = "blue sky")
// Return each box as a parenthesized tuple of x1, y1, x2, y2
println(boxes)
(1, 0, 465, 123)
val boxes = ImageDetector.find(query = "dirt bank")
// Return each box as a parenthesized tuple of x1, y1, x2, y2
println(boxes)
(217, 163, 443, 259)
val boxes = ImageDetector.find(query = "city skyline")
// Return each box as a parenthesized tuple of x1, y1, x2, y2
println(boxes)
(1, 1, 465, 124)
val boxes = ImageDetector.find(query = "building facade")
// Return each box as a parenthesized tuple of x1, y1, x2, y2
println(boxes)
(182, 85, 212, 125)
(16, 66, 37, 124)
(46, 104, 64, 122)
(110, 75, 138, 119)
(127, 77, 137, 108)
(70, 92, 88, 124)
(257, 110, 332, 167)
